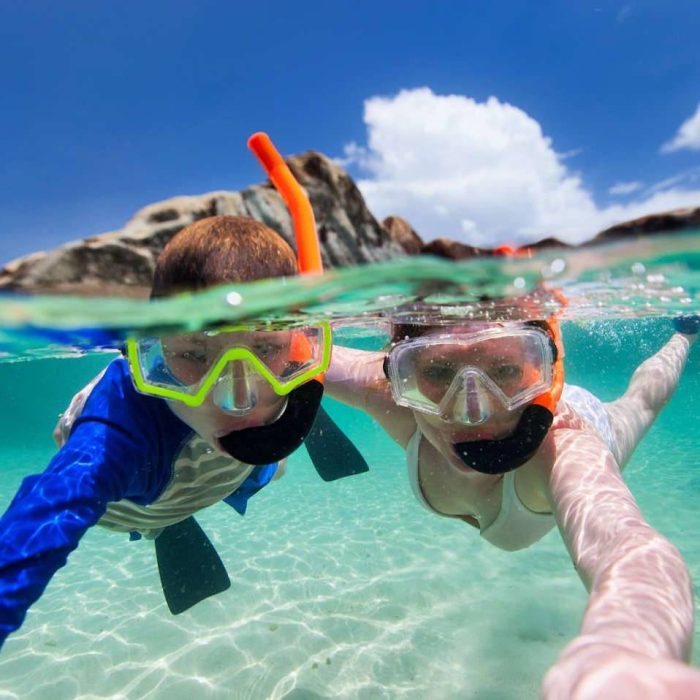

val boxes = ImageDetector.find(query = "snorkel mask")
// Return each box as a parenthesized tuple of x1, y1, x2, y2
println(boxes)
(451, 318, 564, 474)
(385, 316, 565, 475)
(127, 133, 328, 465)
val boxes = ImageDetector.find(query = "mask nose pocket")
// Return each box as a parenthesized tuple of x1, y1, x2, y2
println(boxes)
(212, 361, 259, 414)
(441, 368, 492, 425)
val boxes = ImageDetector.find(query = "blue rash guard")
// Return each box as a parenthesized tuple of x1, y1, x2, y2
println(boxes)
(0, 358, 276, 648)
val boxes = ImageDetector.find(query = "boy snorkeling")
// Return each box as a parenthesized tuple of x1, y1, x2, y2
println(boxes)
(326, 306, 700, 697)
(0, 214, 329, 648)
(0, 134, 366, 649)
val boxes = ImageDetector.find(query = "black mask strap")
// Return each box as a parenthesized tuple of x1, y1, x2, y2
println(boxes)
(219, 379, 324, 465)
(453, 404, 553, 475)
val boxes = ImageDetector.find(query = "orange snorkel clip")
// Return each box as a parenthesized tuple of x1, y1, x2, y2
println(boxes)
(496, 243, 567, 413)
(536, 287, 567, 413)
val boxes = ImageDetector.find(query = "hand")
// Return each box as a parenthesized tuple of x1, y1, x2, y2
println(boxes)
(542, 641, 700, 700)
(672, 314, 700, 335)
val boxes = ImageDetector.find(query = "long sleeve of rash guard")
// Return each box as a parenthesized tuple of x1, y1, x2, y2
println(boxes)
(0, 359, 186, 648)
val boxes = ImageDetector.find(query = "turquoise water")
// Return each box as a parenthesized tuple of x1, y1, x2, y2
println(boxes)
(0, 236, 699, 698)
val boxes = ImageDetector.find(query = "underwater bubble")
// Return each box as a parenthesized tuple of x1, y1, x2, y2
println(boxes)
(550, 258, 566, 275)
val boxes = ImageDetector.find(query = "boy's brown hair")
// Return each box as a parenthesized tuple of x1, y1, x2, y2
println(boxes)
(151, 216, 298, 298)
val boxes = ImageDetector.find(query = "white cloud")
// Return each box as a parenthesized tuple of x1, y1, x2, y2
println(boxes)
(342, 88, 700, 246)
(644, 167, 700, 195)
(557, 148, 584, 161)
(661, 103, 700, 154)
(609, 181, 643, 196)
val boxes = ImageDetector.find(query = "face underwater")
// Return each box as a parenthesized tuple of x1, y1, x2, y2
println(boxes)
(128, 323, 331, 465)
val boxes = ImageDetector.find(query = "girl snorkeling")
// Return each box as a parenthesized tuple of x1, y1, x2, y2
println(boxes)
(326, 307, 700, 697)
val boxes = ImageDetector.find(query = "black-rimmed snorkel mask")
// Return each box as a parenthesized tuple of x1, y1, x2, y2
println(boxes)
(383, 318, 565, 475)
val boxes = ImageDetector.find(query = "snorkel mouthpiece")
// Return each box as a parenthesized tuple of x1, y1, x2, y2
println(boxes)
(218, 379, 324, 465)
(453, 404, 554, 475)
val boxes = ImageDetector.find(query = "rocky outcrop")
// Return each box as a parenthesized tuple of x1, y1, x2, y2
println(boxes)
(420, 238, 492, 260)
(591, 207, 700, 244)
(2, 149, 699, 293)
(382, 216, 424, 255)
(523, 236, 571, 251)
(411, 208, 700, 260)
(0, 152, 405, 296)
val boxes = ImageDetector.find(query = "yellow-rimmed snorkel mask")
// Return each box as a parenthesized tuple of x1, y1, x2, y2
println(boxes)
(126, 133, 330, 465)
(127, 322, 331, 409)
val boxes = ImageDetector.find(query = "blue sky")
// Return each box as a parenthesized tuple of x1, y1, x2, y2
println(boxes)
(1, 0, 700, 263)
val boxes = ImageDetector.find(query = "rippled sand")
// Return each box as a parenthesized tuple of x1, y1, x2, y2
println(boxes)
(0, 404, 698, 699)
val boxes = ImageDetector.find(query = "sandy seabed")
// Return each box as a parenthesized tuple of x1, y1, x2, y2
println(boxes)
(0, 423, 698, 700)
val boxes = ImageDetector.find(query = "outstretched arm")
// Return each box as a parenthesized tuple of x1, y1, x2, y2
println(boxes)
(606, 332, 695, 467)
(0, 360, 168, 649)
(0, 423, 136, 649)
(326, 345, 417, 447)
(539, 411, 695, 697)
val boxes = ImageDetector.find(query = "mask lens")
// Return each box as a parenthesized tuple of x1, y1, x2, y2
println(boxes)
(387, 327, 554, 420)
(129, 323, 330, 404)
(133, 336, 203, 394)
(161, 334, 216, 387)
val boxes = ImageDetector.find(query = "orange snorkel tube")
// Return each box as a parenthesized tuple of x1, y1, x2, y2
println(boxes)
(247, 132, 326, 375)
(247, 132, 323, 276)
(532, 318, 564, 415)
(245, 134, 370, 482)
(214, 133, 329, 466)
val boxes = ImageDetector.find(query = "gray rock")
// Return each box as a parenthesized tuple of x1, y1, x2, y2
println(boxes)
(3, 149, 698, 294)
(383, 216, 424, 255)
(240, 185, 296, 252)
(591, 206, 700, 243)
(0, 153, 406, 296)
(421, 237, 492, 260)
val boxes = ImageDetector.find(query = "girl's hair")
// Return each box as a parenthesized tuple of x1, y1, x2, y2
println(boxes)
(390, 322, 433, 344)
(150, 216, 298, 299)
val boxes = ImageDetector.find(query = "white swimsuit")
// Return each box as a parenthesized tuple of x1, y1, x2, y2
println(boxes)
(406, 384, 616, 551)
